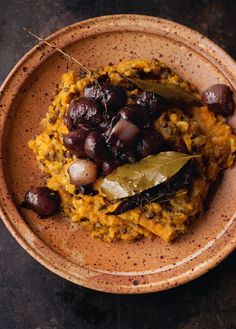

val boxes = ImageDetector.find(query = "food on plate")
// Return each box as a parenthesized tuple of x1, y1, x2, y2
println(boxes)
(24, 59, 236, 242)
(22, 187, 60, 218)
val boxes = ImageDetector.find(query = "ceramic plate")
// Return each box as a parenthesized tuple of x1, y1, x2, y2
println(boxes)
(1, 15, 236, 293)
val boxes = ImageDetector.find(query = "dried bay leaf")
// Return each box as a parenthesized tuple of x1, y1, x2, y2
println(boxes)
(126, 77, 202, 107)
(101, 152, 198, 200)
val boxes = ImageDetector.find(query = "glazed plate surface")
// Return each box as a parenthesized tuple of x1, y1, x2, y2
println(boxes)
(0, 15, 236, 293)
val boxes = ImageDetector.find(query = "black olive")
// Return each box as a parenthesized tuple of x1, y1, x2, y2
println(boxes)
(66, 97, 102, 130)
(101, 160, 118, 176)
(84, 131, 109, 162)
(201, 84, 235, 117)
(99, 119, 111, 132)
(99, 119, 116, 141)
(118, 104, 151, 128)
(119, 149, 139, 164)
(137, 130, 164, 157)
(64, 116, 73, 131)
(74, 185, 98, 196)
(84, 82, 127, 113)
(136, 91, 167, 119)
(63, 125, 92, 157)
(97, 74, 109, 83)
(22, 187, 60, 218)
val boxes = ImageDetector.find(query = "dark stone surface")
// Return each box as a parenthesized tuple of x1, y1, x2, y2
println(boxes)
(1, 1, 236, 328)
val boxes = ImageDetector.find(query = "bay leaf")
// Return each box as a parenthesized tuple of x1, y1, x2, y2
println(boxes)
(126, 77, 202, 107)
(101, 152, 198, 200)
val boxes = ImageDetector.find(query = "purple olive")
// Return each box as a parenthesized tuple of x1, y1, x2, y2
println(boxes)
(23, 187, 60, 218)
(84, 131, 109, 162)
(98, 120, 114, 141)
(109, 119, 140, 151)
(138, 130, 164, 157)
(66, 97, 102, 130)
(119, 149, 138, 164)
(84, 82, 127, 112)
(68, 159, 98, 186)
(99, 119, 111, 132)
(74, 184, 98, 196)
(63, 125, 91, 157)
(136, 91, 167, 118)
(97, 74, 109, 83)
(118, 104, 151, 128)
(101, 160, 118, 176)
(201, 84, 235, 117)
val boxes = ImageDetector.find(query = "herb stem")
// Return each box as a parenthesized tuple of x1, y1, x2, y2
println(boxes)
(23, 27, 91, 75)
(23, 27, 108, 109)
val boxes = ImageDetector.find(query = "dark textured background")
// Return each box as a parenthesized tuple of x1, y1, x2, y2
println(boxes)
(1, 1, 236, 328)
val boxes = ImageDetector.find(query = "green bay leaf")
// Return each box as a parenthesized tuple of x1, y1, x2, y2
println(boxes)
(126, 77, 202, 107)
(101, 152, 198, 200)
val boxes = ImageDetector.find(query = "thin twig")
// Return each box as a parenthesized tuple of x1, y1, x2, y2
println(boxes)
(23, 27, 108, 110)
(23, 27, 91, 74)
(23, 27, 107, 112)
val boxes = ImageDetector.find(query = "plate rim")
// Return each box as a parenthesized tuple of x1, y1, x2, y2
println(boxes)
(0, 14, 236, 294)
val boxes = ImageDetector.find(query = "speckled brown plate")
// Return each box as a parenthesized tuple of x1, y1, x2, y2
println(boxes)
(1, 15, 236, 294)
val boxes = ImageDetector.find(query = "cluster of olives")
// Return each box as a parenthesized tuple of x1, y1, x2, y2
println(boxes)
(63, 81, 167, 187)
(22, 79, 235, 218)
